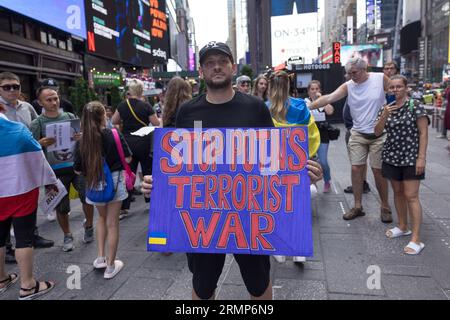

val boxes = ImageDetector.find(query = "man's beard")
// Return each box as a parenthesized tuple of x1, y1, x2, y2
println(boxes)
(205, 76, 232, 90)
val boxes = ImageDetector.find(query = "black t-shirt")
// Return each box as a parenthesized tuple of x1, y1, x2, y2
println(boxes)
(117, 98, 155, 135)
(74, 128, 132, 174)
(176, 92, 274, 129)
(31, 98, 75, 115)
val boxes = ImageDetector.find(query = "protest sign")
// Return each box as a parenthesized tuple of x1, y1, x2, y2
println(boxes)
(148, 127, 313, 257)
(46, 121, 72, 152)
(38, 179, 67, 215)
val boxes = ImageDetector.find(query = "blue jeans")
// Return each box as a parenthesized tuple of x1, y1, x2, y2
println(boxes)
(317, 143, 331, 183)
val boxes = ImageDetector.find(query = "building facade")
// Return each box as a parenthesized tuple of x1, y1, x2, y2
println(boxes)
(423, 0, 449, 83)
(0, 7, 83, 101)
(247, 0, 272, 74)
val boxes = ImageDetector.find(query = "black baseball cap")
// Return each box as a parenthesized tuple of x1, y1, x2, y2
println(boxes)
(199, 41, 234, 65)
(40, 78, 58, 88)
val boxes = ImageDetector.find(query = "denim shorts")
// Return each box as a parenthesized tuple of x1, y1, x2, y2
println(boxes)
(86, 171, 128, 206)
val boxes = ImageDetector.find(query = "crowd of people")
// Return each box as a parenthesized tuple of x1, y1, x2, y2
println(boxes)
(0, 40, 436, 300)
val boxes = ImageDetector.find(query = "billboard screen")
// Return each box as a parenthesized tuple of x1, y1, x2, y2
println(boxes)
(341, 44, 383, 68)
(366, 0, 381, 36)
(150, 0, 169, 63)
(271, 0, 319, 66)
(0, 0, 86, 38)
(85, 0, 168, 66)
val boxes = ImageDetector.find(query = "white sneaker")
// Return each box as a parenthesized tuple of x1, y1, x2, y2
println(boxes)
(273, 255, 286, 263)
(310, 184, 318, 199)
(293, 256, 306, 263)
(104, 260, 124, 279)
(93, 257, 107, 269)
(47, 211, 56, 222)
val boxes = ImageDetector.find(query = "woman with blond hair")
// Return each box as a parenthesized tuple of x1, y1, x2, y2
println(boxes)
(252, 75, 269, 102)
(163, 77, 192, 128)
(266, 70, 321, 264)
(112, 79, 160, 218)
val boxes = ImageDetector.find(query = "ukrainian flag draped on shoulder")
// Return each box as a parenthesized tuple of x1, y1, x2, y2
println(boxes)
(269, 97, 320, 157)
(0, 118, 57, 197)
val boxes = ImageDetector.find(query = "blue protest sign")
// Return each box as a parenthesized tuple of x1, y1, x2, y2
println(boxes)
(148, 127, 313, 256)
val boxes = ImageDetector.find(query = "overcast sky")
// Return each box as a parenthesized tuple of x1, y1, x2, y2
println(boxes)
(188, 0, 325, 49)
(189, 0, 229, 49)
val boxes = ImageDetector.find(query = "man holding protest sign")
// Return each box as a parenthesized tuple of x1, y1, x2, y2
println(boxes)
(142, 42, 323, 300)
(30, 88, 95, 252)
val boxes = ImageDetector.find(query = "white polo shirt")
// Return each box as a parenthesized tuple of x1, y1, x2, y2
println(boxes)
(0, 96, 37, 128)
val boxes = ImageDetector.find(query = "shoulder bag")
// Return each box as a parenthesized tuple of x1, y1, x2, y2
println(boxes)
(126, 99, 147, 127)
(327, 123, 341, 141)
(111, 128, 136, 191)
(85, 158, 116, 203)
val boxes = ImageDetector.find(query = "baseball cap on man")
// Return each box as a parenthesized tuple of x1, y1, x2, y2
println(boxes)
(40, 78, 58, 88)
(199, 41, 234, 65)
(236, 75, 251, 84)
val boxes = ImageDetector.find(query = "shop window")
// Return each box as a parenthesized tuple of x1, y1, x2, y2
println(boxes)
(48, 33, 58, 47)
(0, 48, 34, 65)
(0, 11, 10, 33)
(67, 38, 73, 51)
(11, 17, 24, 37)
(40, 30, 48, 44)
(58, 39, 67, 50)
(24, 23, 37, 41)
(42, 57, 72, 71)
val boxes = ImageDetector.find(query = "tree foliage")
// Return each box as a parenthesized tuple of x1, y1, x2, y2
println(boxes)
(68, 78, 98, 117)
(109, 86, 122, 110)
(240, 65, 254, 80)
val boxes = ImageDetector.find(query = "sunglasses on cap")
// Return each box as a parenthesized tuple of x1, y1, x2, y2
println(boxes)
(239, 81, 251, 85)
(0, 84, 21, 91)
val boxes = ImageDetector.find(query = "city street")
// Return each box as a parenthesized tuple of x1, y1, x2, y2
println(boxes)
(1, 124, 450, 301)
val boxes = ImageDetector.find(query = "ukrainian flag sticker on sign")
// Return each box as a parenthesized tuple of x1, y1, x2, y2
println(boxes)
(148, 232, 168, 245)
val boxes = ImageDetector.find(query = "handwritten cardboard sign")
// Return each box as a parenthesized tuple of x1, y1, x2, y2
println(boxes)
(148, 127, 313, 256)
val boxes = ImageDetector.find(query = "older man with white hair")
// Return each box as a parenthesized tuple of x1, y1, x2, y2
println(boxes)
(236, 75, 252, 94)
(309, 58, 393, 223)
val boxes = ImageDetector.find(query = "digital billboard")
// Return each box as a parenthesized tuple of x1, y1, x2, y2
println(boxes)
(0, 0, 86, 39)
(341, 44, 383, 68)
(366, 0, 382, 36)
(271, 0, 319, 66)
(150, 0, 169, 63)
(85, 0, 168, 66)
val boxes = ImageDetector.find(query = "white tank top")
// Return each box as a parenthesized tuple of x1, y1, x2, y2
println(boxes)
(347, 73, 386, 134)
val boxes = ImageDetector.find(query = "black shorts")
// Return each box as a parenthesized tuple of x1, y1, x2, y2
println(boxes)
(382, 162, 425, 181)
(56, 174, 87, 215)
(0, 211, 36, 249)
(187, 253, 271, 299)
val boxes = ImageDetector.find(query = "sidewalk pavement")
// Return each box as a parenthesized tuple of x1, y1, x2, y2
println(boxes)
(1, 124, 450, 300)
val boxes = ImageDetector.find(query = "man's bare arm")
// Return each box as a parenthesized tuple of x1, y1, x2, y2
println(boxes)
(383, 74, 391, 91)
(308, 83, 348, 110)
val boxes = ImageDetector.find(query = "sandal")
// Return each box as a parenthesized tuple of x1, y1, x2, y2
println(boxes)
(0, 273, 18, 294)
(19, 280, 55, 300)
(386, 227, 412, 239)
(404, 242, 425, 255)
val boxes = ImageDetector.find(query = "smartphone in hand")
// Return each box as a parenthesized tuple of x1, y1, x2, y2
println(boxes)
(386, 94, 396, 105)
